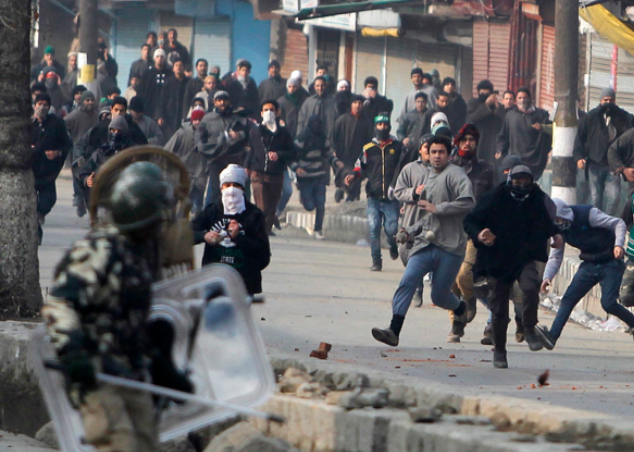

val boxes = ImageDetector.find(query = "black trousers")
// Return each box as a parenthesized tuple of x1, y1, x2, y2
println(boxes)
(489, 261, 540, 352)
(35, 181, 57, 216)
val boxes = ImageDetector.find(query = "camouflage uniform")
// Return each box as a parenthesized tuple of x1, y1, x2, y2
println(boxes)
(42, 224, 158, 452)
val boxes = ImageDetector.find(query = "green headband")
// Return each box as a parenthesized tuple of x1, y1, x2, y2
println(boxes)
(374, 115, 389, 125)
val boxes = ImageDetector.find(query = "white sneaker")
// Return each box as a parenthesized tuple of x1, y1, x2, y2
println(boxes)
(313, 230, 325, 240)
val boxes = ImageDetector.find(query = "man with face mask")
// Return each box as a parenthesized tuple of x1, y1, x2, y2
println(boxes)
(224, 59, 260, 120)
(196, 90, 251, 206)
(466, 80, 506, 166)
(165, 108, 207, 215)
(445, 124, 495, 342)
(32, 93, 73, 244)
(78, 115, 133, 202)
(244, 100, 296, 234)
(345, 114, 403, 271)
(574, 88, 633, 216)
(192, 164, 270, 295)
(464, 165, 561, 368)
(372, 135, 474, 345)
(43, 161, 192, 452)
(332, 95, 374, 203)
(535, 198, 631, 350)
(496, 88, 551, 181)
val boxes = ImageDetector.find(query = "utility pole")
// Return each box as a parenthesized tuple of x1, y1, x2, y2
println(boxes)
(78, 0, 98, 86)
(551, 0, 579, 204)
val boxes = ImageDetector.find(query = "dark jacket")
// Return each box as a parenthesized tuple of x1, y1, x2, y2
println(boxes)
(466, 98, 505, 165)
(608, 127, 634, 176)
(192, 200, 270, 294)
(573, 104, 633, 165)
(563, 205, 615, 262)
(278, 91, 308, 140)
(128, 58, 150, 86)
(351, 136, 403, 200)
(291, 116, 336, 181)
(331, 113, 374, 168)
(463, 183, 559, 282)
(451, 155, 495, 202)
(139, 65, 174, 120)
(361, 94, 394, 123)
(31, 114, 73, 184)
(182, 77, 205, 119)
(195, 109, 250, 163)
(259, 76, 287, 103)
(161, 74, 190, 139)
(446, 92, 468, 135)
(244, 122, 296, 176)
(297, 94, 338, 145)
(165, 41, 192, 71)
(224, 76, 260, 120)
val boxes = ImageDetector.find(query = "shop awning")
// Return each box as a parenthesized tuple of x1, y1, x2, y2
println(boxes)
(276, 0, 418, 20)
(579, 4, 634, 57)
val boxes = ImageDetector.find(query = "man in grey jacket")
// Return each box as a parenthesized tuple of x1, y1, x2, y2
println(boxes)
(372, 135, 475, 346)
(297, 76, 338, 142)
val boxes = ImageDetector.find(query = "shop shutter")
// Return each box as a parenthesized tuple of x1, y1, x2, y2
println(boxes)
(354, 36, 384, 93)
(472, 21, 510, 97)
(588, 33, 612, 109)
(539, 25, 555, 112)
(386, 37, 418, 121)
(193, 18, 231, 76)
(616, 47, 634, 113)
(113, 4, 152, 88)
(415, 41, 458, 84)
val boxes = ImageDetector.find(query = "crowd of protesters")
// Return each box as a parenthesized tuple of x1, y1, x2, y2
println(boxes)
(30, 30, 634, 369)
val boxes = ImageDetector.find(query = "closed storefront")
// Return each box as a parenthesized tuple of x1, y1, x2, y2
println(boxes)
(588, 33, 634, 112)
(386, 37, 419, 118)
(354, 36, 384, 93)
(472, 21, 511, 96)
(538, 25, 555, 112)
(415, 41, 458, 86)
(193, 19, 231, 75)
(113, 4, 153, 88)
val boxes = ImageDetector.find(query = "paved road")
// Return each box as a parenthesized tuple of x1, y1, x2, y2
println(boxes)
(40, 175, 634, 420)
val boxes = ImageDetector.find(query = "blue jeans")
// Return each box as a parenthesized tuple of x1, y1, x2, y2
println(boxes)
(298, 178, 326, 232)
(367, 198, 399, 262)
(393, 245, 464, 316)
(588, 161, 621, 216)
(275, 169, 293, 217)
(550, 259, 633, 340)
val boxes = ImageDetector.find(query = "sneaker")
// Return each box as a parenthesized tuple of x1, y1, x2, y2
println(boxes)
(313, 230, 325, 240)
(515, 319, 525, 343)
(534, 324, 556, 350)
(372, 327, 399, 346)
(76, 202, 87, 218)
(465, 297, 477, 323)
(447, 321, 465, 343)
(480, 324, 494, 346)
(371, 260, 382, 272)
(389, 245, 399, 260)
(273, 217, 282, 230)
(453, 300, 468, 324)
(524, 328, 544, 351)
(413, 288, 423, 307)
(334, 188, 344, 203)
(493, 350, 508, 369)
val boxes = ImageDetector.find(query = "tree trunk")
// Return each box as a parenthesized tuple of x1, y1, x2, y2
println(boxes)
(0, 0, 42, 319)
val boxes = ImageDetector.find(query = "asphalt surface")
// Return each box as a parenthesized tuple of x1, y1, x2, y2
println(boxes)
(40, 174, 634, 420)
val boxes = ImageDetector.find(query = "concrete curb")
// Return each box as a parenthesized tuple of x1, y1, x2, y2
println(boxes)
(267, 352, 634, 450)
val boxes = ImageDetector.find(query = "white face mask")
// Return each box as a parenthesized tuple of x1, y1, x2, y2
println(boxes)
(222, 186, 246, 215)
(262, 110, 277, 132)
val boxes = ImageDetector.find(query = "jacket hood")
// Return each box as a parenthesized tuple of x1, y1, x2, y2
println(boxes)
(552, 198, 574, 221)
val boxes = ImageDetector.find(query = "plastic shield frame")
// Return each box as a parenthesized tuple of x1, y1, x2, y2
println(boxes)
(31, 265, 275, 450)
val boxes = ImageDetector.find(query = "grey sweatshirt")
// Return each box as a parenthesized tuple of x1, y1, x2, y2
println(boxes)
(543, 207, 626, 281)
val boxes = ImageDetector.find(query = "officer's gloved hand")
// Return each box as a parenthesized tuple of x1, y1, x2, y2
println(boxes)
(61, 350, 98, 407)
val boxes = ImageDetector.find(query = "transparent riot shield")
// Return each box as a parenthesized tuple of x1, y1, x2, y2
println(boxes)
(31, 265, 275, 451)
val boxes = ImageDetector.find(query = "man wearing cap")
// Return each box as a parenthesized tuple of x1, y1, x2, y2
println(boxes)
(259, 60, 287, 103)
(372, 135, 474, 344)
(34, 46, 66, 82)
(346, 113, 403, 271)
(398, 68, 437, 124)
(536, 199, 632, 350)
(32, 92, 73, 243)
(496, 87, 551, 181)
(182, 59, 209, 119)
(297, 76, 338, 150)
(278, 77, 308, 140)
(463, 165, 561, 368)
(138, 48, 174, 123)
(466, 80, 506, 166)
(575, 87, 633, 216)
(160, 59, 190, 140)
(244, 100, 296, 235)
(196, 90, 251, 206)
(331, 95, 374, 203)
(290, 70, 310, 99)
(165, 108, 207, 214)
(361, 76, 394, 122)
(192, 164, 270, 295)
(129, 97, 164, 146)
(224, 59, 260, 120)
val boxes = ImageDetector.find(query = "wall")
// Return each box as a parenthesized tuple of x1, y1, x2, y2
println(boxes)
(231, 0, 271, 84)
